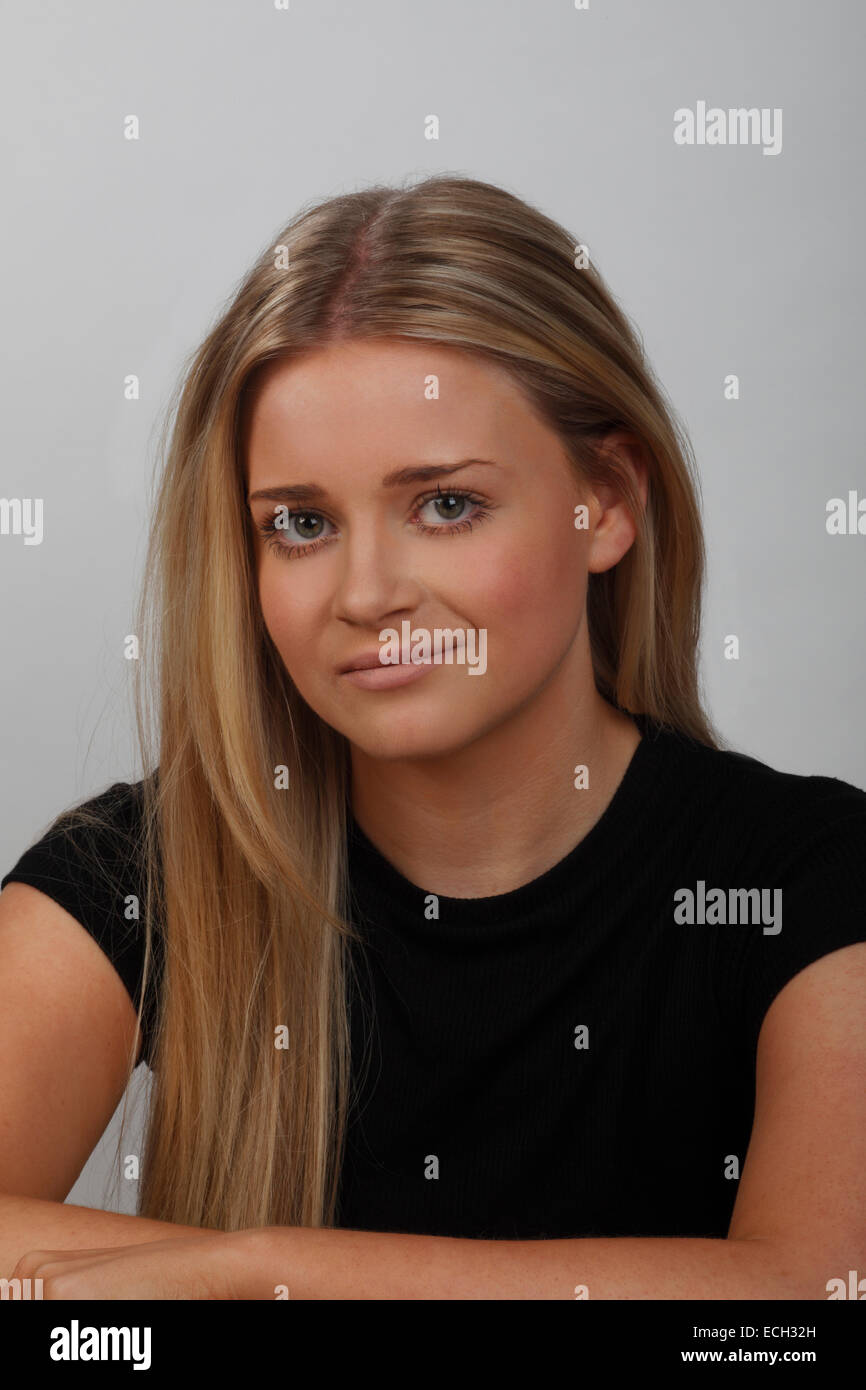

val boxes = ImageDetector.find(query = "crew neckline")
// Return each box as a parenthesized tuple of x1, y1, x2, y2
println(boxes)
(346, 713, 693, 930)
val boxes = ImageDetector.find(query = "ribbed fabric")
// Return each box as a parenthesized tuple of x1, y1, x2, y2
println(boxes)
(3, 715, 865, 1239)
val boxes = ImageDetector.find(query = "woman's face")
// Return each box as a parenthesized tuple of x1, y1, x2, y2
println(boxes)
(244, 338, 638, 760)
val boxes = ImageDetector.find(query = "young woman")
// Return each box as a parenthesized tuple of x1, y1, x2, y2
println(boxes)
(1, 175, 864, 1300)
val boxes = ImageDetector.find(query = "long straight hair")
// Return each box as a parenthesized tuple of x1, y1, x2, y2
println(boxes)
(87, 175, 721, 1229)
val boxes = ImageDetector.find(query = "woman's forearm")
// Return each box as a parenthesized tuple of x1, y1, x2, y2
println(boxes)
(242, 1225, 834, 1300)
(2, 1212, 841, 1300)
(0, 1190, 220, 1279)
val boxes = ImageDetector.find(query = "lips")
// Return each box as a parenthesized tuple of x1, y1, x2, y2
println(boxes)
(338, 650, 388, 674)
(338, 649, 424, 674)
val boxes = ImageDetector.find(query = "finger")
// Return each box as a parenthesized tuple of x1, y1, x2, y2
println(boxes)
(12, 1246, 127, 1277)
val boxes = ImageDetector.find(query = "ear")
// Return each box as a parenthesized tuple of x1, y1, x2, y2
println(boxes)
(584, 431, 649, 576)
(592, 430, 649, 509)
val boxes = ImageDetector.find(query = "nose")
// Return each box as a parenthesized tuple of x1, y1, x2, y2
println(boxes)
(331, 515, 424, 628)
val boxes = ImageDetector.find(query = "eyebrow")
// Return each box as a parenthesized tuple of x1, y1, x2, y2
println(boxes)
(247, 458, 499, 505)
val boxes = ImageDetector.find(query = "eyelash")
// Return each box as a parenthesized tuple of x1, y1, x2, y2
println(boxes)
(255, 486, 494, 561)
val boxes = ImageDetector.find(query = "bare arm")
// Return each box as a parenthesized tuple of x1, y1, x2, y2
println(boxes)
(237, 942, 866, 1298)
(0, 1191, 221, 1277)
(0, 881, 219, 1275)
(4, 879, 863, 1299)
(235, 1223, 806, 1300)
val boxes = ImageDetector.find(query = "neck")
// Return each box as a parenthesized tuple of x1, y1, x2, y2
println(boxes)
(348, 643, 642, 899)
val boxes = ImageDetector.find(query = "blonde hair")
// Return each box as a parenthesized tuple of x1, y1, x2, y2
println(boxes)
(77, 174, 722, 1229)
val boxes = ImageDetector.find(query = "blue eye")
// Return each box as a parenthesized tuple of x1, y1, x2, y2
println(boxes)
(414, 488, 492, 534)
(255, 487, 493, 560)
(255, 509, 336, 559)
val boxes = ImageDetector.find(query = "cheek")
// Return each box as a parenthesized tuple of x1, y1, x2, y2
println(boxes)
(257, 563, 322, 660)
(472, 525, 585, 644)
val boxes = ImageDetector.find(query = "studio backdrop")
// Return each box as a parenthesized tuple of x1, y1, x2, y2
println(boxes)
(1, 0, 863, 1214)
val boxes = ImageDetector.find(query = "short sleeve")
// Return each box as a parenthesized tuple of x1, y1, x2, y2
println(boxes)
(715, 776, 866, 1062)
(0, 781, 161, 1068)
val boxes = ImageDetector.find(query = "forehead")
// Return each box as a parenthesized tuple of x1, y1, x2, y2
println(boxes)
(243, 339, 542, 468)
(251, 336, 517, 397)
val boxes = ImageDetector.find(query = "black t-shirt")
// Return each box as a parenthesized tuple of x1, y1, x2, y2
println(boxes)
(3, 714, 866, 1241)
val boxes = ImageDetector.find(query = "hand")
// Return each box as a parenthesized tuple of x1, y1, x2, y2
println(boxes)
(10, 1229, 262, 1300)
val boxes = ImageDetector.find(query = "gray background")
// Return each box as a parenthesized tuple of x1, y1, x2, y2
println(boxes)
(1, 0, 863, 1213)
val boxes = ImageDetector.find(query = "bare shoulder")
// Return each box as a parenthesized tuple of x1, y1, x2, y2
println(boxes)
(0, 880, 141, 1201)
(728, 942, 866, 1280)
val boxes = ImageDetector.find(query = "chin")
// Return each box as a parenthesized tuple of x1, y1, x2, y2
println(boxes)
(343, 713, 489, 763)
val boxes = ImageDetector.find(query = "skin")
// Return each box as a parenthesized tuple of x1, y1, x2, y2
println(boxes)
(6, 342, 864, 1299)
(243, 336, 648, 897)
